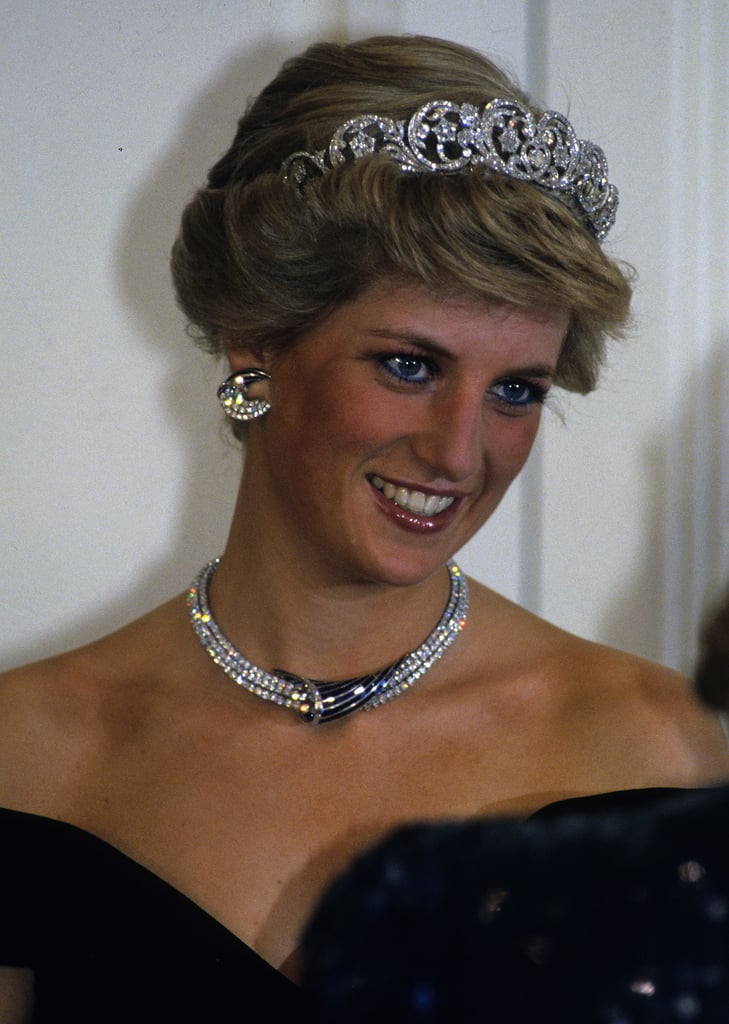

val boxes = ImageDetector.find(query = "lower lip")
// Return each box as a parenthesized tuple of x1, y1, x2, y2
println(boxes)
(369, 481, 461, 534)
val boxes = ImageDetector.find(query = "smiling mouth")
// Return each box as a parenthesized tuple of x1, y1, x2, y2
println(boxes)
(370, 475, 456, 516)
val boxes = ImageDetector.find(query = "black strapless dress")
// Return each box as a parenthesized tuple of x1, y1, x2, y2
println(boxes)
(301, 787, 729, 1023)
(0, 808, 310, 1022)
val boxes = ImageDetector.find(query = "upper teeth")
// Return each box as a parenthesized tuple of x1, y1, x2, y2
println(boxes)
(371, 475, 455, 516)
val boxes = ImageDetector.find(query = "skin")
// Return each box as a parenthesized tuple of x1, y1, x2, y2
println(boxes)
(0, 280, 727, 1007)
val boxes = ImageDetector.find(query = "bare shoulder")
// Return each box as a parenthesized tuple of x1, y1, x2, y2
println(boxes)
(0, 596, 189, 814)
(562, 634, 728, 777)
(465, 580, 729, 789)
(0, 645, 110, 812)
(0, 966, 34, 1024)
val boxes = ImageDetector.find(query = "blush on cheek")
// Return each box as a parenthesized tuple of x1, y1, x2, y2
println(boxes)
(325, 404, 403, 457)
(499, 417, 543, 466)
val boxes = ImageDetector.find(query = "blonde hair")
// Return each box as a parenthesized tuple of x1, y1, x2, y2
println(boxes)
(171, 35, 632, 397)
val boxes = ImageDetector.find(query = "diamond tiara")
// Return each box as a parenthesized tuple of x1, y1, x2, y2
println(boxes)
(282, 98, 618, 241)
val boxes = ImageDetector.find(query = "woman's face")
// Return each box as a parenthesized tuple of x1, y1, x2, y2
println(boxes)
(236, 280, 568, 587)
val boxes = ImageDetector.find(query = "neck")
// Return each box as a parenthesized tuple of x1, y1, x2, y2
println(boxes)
(189, 556, 467, 723)
(208, 479, 454, 683)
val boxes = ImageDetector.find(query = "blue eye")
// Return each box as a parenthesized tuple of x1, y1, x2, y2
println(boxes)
(380, 355, 434, 384)
(491, 378, 547, 408)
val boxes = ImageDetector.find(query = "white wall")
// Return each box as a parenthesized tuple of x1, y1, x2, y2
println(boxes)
(2, 0, 727, 675)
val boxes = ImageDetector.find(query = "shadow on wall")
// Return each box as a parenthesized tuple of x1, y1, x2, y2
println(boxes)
(600, 334, 729, 675)
(112, 28, 355, 584)
(1, 34, 353, 671)
(110, 42, 291, 580)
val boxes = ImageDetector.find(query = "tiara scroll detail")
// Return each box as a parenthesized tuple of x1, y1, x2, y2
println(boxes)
(282, 98, 618, 241)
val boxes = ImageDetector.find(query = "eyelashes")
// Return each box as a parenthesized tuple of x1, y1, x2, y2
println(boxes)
(377, 352, 549, 410)
(379, 354, 436, 384)
(490, 378, 549, 409)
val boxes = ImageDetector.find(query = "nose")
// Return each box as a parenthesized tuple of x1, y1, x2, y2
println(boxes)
(409, 390, 484, 483)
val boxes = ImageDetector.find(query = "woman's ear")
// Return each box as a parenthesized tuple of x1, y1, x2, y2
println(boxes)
(222, 338, 271, 373)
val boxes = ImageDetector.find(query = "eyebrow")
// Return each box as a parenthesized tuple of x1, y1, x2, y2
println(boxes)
(366, 328, 557, 379)
(367, 328, 453, 358)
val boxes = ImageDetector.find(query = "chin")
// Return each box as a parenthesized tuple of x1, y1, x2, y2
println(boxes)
(354, 545, 458, 589)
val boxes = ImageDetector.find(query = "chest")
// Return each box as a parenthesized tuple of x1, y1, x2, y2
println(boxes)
(72, 687, 587, 969)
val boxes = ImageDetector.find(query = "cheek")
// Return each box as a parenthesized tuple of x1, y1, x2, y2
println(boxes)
(488, 413, 543, 479)
(273, 392, 388, 481)
(306, 388, 403, 460)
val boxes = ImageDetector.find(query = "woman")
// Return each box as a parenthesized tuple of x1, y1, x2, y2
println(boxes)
(0, 33, 726, 1021)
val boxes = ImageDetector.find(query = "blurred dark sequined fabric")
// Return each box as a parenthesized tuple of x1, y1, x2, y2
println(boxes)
(302, 787, 729, 1023)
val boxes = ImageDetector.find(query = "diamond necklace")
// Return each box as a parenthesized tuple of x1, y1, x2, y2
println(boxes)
(187, 558, 469, 724)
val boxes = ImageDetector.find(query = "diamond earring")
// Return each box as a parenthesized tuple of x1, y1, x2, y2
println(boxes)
(217, 368, 272, 421)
